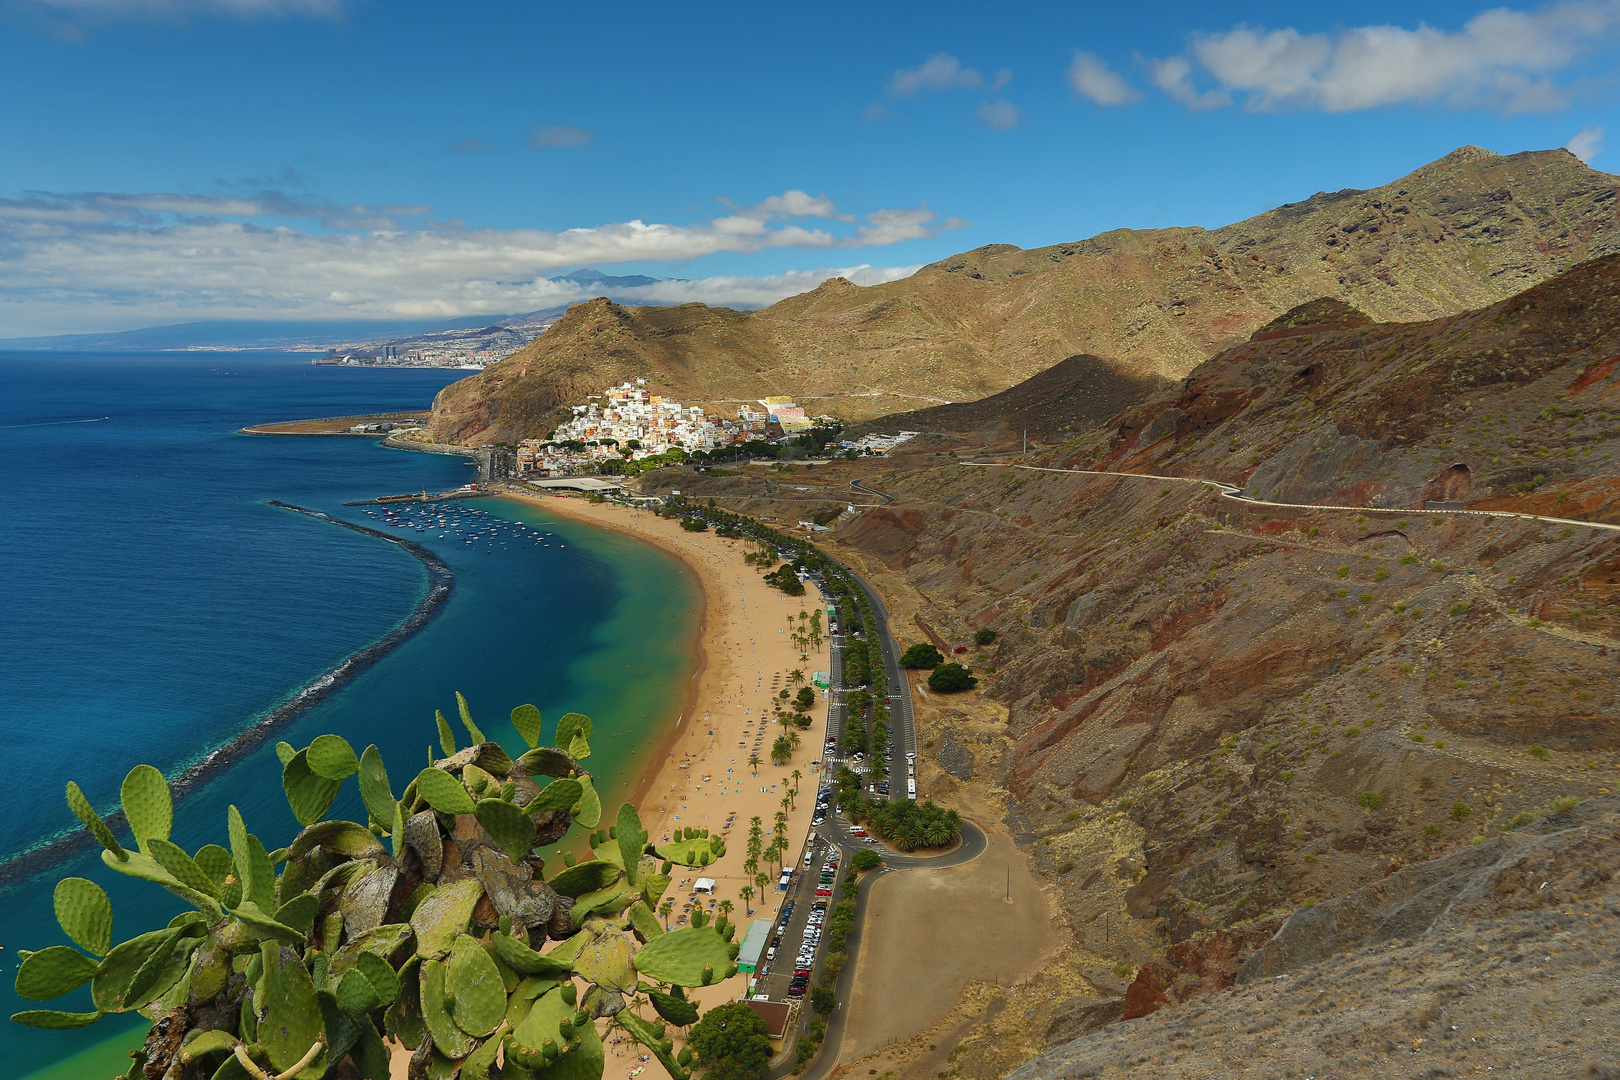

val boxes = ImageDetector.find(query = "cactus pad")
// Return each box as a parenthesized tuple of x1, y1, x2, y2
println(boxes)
(455, 691, 486, 744)
(101, 850, 219, 916)
(192, 845, 234, 890)
(516, 746, 576, 779)
(526, 777, 583, 815)
(505, 984, 574, 1069)
(260, 945, 328, 1076)
(146, 838, 220, 900)
(282, 749, 343, 827)
(546, 860, 622, 899)
(414, 767, 476, 816)
(626, 901, 662, 943)
(554, 712, 593, 751)
(356, 744, 396, 828)
(119, 765, 172, 856)
(648, 988, 698, 1027)
(14, 945, 99, 1001)
(306, 734, 360, 781)
(511, 704, 543, 749)
(650, 834, 724, 867)
(571, 775, 601, 829)
(630, 926, 737, 987)
(10, 1009, 104, 1029)
(488, 931, 574, 978)
(446, 934, 506, 1037)
(411, 878, 483, 958)
(615, 1009, 689, 1080)
(475, 798, 536, 861)
(53, 878, 112, 958)
(568, 882, 636, 926)
(571, 930, 635, 994)
(615, 804, 648, 887)
(419, 958, 475, 1059)
(64, 782, 126, 861)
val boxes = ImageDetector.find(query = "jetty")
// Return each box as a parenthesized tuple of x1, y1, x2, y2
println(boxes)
(344, 485, 489, 507)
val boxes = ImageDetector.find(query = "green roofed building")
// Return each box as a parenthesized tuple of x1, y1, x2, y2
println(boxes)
(812, 670, 830, 688)
(737, 918, 773, 974)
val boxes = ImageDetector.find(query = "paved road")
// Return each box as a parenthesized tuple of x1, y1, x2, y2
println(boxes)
(849, 478, 895, 506)
(958, 461, 1620, 535)
(764, 821, 988, 1080)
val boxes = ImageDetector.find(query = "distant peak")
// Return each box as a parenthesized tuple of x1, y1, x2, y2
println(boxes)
(812, 276, 858, 292)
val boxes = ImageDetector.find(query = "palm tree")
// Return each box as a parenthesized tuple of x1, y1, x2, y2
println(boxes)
(659, 899, 674, 929)
(740, 885, 754, 915)
(748, 753, 760, 776)
(791, 769, 802, 793)
(755, 872, 770, 900)
(790, 668, 805, 687)
(718, 899, 733, 923)
(787, 729, 801, 751)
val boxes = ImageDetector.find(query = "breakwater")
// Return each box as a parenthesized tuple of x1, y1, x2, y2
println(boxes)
(0, 501, 453, 887)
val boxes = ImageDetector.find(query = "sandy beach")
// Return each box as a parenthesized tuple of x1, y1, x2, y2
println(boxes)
(504, 490, 833, 1065)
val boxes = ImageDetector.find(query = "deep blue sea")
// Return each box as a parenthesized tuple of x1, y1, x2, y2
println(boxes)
(0, 352, 699, 1078)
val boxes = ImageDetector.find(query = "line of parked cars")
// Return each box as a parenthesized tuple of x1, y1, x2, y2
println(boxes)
(786, 851, 840, 998)
(809, 785, 833, 828)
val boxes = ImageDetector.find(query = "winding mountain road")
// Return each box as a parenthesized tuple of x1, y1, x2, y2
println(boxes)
(958, 461, 1620, 535)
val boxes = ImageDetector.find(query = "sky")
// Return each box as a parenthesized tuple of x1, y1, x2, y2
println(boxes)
(2, 0, 1619, 336)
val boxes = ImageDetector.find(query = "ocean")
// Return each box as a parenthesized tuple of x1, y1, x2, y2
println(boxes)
(0, 352, 699, 1079)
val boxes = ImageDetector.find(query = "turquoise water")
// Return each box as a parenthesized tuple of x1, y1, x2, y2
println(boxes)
(0, 352, 699, 1077)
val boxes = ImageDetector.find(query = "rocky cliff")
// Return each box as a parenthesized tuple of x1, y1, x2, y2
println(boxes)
(428, 146, 1620, 444)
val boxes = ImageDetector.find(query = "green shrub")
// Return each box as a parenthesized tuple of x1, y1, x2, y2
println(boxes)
(1062, 810, 1080, 823)
(1423, 823, 1441, 837)
(1373, 566, 1390, 581)
(1451, 801, 1472, 820)
(1336, 566, 1351, 579)
(1357, 791, 1386, 810)
(1057, 859, 1076, 875)
(973, 628, 997, 646)
(1547, 796, 1581, 816)
(927, 662, 978, 693)
(1528, 744, 1550, 759)
(899, 643, 944, 669)
(1399, 554, 1419, 565)
(1506, 811, 1537, 830)
(1449, 602, 1472, 616)
(1344, 726, 1361, 738)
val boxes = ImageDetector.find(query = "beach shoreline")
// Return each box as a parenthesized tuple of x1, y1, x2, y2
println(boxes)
(501, 487, 834, 1027)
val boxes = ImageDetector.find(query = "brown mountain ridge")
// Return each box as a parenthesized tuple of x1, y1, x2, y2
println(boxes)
(428, 145, 1620, 445)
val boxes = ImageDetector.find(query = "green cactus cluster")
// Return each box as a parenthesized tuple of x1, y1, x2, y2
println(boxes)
(15, 698, 741, 1079)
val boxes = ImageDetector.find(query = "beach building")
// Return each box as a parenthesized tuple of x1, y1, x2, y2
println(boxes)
(693, 877, 717, 895)
(741, 998, 793, 1039)
(735, 919, 773, 975)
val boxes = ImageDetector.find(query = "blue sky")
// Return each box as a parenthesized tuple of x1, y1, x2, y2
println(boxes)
(2, 0, 1618, 335)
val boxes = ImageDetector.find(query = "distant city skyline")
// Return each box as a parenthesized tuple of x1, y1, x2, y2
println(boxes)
(2, 0, 1618, 335)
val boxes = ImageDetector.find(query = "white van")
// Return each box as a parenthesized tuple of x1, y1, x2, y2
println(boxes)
(766, 947, 777, 962)
(803, 848, 814, 867)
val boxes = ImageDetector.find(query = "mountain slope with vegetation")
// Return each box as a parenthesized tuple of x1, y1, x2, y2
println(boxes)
(428, 146, 1620, 445)
(617, 255, 1620, 1078)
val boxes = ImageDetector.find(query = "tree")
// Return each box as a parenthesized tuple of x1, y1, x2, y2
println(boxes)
(681, 515, 708, 532)
(791, 768, 802, 793)
(810, 985, 838, 1017)
(740, 884, 754, 915)
(974, 628, 997, 646)
(748, 752, 761, 775)
(900, 643, 944, 669)
(660, 898, 675, 928)
(687, 1002, 773, 1080)
(851, 849, 883, 872)
(790, 668, 806, 686)
(794, 686, 816, 711)
(927, 662, 978, 692)
(771, 735, 792, 765)
(718, 899, 734, 923)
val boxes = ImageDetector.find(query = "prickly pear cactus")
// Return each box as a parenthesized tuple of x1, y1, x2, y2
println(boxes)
(13, 696, 742, 1079)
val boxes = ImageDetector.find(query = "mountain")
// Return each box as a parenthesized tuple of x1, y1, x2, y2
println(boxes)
(845, 352, 1175, 441)
(427, 146, 1620, 444)
(0, 317, 503, 353)
(548, 266, 666, 289)
(622, 256, 1620, 1077)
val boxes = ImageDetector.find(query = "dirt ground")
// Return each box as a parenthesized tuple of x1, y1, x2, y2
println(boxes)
(836, 814, 1062, 1070)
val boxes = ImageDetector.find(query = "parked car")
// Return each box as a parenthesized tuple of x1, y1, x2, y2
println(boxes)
(766, 947, 777, 962)
(811, 816, 825, 827)
(851, 828, 867, 838)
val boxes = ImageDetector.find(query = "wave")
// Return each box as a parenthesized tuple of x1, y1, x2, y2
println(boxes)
(0, 502, 453, 888)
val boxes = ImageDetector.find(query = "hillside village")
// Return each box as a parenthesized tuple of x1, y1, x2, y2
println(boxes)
(511, 379, 912, 476)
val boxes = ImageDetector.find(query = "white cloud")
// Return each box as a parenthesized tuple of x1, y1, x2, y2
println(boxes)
(890, 53, 985, 95)
(0, 190, 957, 334)
(528, 125, 593, 150)
(1150, 1, 1620, 114)
(975, 99, 1021, 131)
(1067, 51, 1140, 106)
(1566, 124, 1605, 160)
